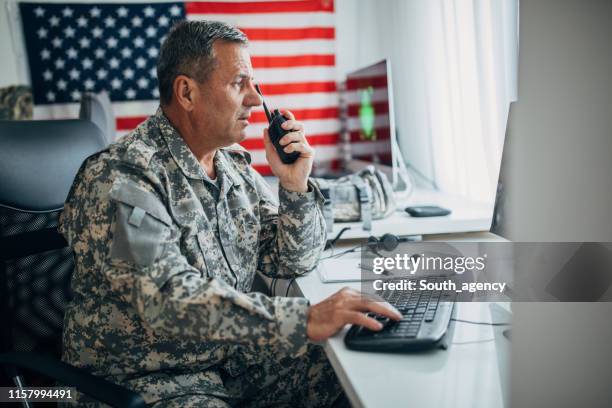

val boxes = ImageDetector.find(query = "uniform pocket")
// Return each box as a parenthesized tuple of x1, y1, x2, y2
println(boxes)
(109, 181, 172, 266)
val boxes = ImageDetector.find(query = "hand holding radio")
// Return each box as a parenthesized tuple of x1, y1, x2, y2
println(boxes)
(256, 84, 314, 193)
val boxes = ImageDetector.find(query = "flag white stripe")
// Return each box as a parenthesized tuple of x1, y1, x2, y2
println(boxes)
(248, 39, 335, 56)
(256, 92, 338, 110)
(254, 66, 337, 83)
(187, 12, 335, 28)
(33, 103, 79, 120)
(244, 118, 340, 138)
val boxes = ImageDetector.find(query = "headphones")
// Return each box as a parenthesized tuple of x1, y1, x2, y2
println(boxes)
(366, 233, 412, 255)
(323, 232, 413, 260)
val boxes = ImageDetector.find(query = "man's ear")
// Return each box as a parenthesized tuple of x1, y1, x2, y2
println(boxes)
(173, 75, 198, 111)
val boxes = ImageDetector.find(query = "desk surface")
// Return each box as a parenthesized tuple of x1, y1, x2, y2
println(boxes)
(295, 232, 508, 408)
(328, 189, 493, 240)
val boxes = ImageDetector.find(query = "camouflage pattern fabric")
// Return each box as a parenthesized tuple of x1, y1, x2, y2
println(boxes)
(312, 166, 396, 222)
(59, 108, 340, 406)
(0, 85, 33, 120)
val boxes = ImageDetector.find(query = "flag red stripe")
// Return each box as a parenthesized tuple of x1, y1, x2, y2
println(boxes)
(251, 107, 338, 123)
(186, 0, 334, 15)
(251, 54, 335, 68)
(239, 27, 335, 40)
(347, 102, 389, 117)
(258, 81, 337, 95)
(116, 117, 147, 130)
(240, 132, 339, 149)
(349, 127, 391, 142)
(252, 164, 273, 175)
(345, 75, 388, 90)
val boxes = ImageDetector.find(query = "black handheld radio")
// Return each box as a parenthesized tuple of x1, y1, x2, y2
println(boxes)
(255, 84, 300, 165)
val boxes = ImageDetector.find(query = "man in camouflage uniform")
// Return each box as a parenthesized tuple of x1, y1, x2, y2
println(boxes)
(60, 21, 401, 407)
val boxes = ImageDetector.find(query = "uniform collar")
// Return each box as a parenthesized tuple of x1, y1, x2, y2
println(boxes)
(156, 107, 209, 180)
(156, 108, 243, 192)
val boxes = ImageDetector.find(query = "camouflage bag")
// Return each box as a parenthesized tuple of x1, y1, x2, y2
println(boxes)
(312, 166, 396, 231)
(0, 85, 33, 120)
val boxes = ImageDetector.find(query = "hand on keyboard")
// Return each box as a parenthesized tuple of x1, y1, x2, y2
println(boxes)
(306, 287, 402, 342)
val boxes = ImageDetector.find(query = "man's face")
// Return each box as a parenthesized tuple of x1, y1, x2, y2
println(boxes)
(192, 41, 261, 147)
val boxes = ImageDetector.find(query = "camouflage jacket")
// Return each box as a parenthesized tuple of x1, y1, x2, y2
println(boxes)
(59, 108, 326, 402)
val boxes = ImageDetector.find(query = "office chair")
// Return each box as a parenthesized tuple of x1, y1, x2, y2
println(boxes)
(0, 119, 146, 407)
(79, 91, 115, 144)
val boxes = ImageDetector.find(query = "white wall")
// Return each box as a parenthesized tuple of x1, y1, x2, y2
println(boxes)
(1, 1, 23, 87)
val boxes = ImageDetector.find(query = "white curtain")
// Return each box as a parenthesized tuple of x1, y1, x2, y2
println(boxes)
(336, 0, 519, 204)
(422, 0, 518, 203)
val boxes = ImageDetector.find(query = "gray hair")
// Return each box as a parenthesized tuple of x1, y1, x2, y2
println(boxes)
(157, 20, 248, 105)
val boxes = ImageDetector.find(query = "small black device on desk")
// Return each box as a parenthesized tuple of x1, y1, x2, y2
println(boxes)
(344, 276, 456, 352)
(255, 84, 300, 164)
(405, 205, 451, 217)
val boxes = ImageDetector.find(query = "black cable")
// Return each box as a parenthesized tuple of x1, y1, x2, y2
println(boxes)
(274, 262, 312, 297)
(451, 318, 511, 326)
(285, 277, 296, 297)
(324, 227, 351, 251)
(319, 244, 362, 261)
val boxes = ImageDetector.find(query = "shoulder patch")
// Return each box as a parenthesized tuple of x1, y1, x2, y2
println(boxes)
(121, 139, 158, 170)
(222, 143, 252, 165)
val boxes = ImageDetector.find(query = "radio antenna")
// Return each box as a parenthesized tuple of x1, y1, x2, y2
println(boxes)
(255, 84, 272, 123)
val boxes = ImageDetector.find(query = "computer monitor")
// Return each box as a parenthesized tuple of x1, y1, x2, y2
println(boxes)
(343, 59, 399, 185)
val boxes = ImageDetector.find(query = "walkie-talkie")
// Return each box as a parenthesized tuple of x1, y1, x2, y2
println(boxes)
(255, 84, 300, 164)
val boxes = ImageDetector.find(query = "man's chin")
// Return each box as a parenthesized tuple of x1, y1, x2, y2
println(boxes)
(236, 128, 249, 143)
(221, 131, 248, 148)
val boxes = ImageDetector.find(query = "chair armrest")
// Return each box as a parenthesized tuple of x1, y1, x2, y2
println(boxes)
(0, 352, 146, 408)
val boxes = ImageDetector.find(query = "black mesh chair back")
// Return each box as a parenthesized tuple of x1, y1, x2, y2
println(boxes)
(0, 119, 106, 387)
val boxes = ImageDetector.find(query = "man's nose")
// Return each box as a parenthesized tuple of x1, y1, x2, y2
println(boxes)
(244, 83, 263, 107)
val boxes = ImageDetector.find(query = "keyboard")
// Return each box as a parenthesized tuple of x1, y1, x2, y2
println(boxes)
(344, 276, 456, 352)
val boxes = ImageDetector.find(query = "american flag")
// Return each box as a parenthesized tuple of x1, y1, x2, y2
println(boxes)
(19, 0, 340, 175)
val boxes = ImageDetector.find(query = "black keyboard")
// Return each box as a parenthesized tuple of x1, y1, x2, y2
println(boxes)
(345, 276, 456, 352)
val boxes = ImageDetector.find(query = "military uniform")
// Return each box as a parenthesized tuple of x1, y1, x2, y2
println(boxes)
(59, 108, 343, 406)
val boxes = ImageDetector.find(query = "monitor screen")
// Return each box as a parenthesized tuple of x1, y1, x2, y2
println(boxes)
(344, 59, 395, 167)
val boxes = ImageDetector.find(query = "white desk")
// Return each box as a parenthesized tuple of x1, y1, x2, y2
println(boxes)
(328, 189, 493, 240)
(295, 232, 508, 408)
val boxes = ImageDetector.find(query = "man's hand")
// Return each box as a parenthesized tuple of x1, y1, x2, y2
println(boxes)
(263, 110, 313, 193)
(306, 287, 402, 342)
